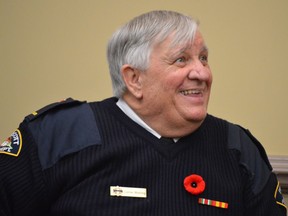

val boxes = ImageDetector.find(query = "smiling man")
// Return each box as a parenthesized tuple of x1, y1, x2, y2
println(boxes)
(120, 30, 212, 138)
(0, 10, 286, 216)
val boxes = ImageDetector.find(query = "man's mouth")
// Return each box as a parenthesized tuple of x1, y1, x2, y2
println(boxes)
(180, 89, 203, 96)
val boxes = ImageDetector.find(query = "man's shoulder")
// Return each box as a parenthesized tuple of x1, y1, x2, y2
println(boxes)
(24, 98, 87, 122)
(24, 98, 102, 169)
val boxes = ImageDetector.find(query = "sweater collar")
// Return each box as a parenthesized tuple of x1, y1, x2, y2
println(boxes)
(116, 98, 161, 139)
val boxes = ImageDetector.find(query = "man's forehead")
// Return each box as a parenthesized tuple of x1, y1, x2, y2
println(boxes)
(167, 41, 209, 56)
(151, 31, 208, 57)
(167, 31, 207, 52)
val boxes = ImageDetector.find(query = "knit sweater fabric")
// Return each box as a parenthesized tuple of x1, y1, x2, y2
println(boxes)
(0, 97, 286, 216)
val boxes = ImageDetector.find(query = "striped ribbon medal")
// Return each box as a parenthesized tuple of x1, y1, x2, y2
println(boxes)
(198, 198, 228, 209)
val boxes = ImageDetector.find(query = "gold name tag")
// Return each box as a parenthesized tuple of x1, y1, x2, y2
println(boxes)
(110, 186, 147, 198)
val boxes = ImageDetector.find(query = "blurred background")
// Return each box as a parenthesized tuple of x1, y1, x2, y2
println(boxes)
(1, 0, 288, 158)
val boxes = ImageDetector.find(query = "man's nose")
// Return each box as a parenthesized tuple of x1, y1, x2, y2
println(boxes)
(187, 60, 208, 80)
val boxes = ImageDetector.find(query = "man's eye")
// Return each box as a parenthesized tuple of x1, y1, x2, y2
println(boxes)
(175, 57, 186, 63)
(200, 55, 208, 64)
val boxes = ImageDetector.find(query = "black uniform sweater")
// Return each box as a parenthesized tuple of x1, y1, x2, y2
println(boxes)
(0, 97, 286, 216)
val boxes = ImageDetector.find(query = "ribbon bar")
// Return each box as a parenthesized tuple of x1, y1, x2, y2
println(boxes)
(198, 198, 228, 209)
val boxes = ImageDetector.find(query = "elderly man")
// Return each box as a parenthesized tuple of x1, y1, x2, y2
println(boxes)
(0, 10, 286, 215)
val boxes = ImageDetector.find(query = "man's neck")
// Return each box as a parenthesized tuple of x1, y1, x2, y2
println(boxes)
(116, 98, 161, 138)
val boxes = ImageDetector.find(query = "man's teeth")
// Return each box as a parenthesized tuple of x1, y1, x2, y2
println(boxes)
(181, 90, 201, 95)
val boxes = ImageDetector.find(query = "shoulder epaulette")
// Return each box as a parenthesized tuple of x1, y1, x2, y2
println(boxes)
(237, 125, 272, 170)
(25, 98, 85, 122)
(227, 123, 272, 195)
(25, 98, 101, 169)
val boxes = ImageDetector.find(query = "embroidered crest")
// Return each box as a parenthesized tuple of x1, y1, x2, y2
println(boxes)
(275, 181, 287, 209)
(0, 129, 22, 157)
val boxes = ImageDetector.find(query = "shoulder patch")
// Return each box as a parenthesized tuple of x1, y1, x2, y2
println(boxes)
(25, 98, 85, 122)
(275, 181, 287, 209)
(0, 129, 22, 157)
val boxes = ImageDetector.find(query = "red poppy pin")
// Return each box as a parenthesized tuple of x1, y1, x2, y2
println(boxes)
(183, 174, 206, 195)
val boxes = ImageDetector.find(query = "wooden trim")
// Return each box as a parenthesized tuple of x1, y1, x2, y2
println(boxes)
(269, 155, 288, 194)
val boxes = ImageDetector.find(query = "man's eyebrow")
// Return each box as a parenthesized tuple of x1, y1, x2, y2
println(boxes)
(170, 48, 186, 57)
(167, 44, 209, 59)
(168, 45, 189, 58)
(201, 45, 209, 52)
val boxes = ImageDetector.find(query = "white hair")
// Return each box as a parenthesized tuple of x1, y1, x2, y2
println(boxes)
(107, 10, 199, 97)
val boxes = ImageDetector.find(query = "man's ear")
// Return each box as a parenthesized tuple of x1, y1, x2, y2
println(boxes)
(121, 64, 143, 98)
